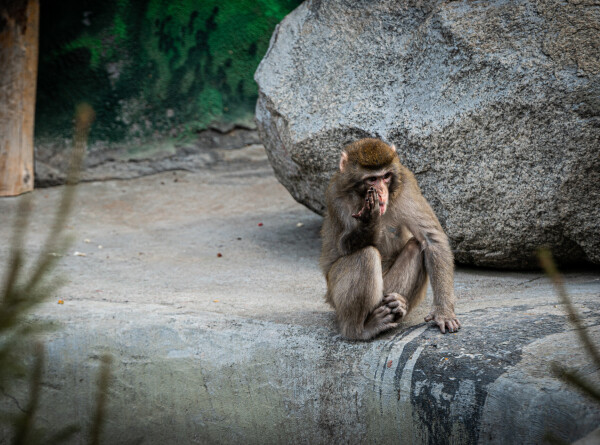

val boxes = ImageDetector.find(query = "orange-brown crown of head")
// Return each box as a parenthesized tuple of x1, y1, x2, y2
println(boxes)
(345, 138, 397, 169)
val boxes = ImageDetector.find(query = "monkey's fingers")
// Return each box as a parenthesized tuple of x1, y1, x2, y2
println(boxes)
(368, 189, 380, 216)
(385, 299, 400, 309)
(372, 305, 392, 316)
(447, 319, 461, 332)
(437, 319, 460, 334)
(352, 201, 370, 219)
(372, 188, 380, 203)
(425, 313, 461, 334)
(383, 294, 408, 321)
(366, 189, 374, 211)
(381, 294, 398, 306)
(377, 309, 398, 328)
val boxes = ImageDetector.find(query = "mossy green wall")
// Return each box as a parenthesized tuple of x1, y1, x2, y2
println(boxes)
(35, 0, 301, 145)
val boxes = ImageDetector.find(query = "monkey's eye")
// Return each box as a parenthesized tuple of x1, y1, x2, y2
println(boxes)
(366, 176, 377, 184)
(384, 172, 392, 180)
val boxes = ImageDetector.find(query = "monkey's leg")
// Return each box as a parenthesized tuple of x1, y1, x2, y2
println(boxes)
(383, 238, 428, 318)
(327, 246, 397, 340)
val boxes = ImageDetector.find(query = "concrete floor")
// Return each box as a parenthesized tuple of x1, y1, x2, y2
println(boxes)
(1, 145, 599, 444)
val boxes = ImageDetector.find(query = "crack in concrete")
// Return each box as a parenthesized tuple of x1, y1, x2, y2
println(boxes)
(0, 386, 26, 413)
(516, 276, 543, 286)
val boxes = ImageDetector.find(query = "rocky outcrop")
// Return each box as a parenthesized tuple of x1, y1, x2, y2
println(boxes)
(254, 0, 600, 268)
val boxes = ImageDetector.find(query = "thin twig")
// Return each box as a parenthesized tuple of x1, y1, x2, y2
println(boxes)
(551, 363, 600, 403)
(23, 103, 94, 295)
(89, 354, 112, 445)
(538, 248, 600, 367)
(12, 343, 43, 445)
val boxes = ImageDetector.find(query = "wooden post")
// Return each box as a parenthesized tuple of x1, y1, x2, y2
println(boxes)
(0, 0, 39, 197)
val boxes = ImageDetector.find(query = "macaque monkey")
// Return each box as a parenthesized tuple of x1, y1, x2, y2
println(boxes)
(320, 138, 460, 340)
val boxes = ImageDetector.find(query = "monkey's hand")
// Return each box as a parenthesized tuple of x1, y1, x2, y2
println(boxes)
(425, 307, 461, 334)
(352, 187, 381, 223)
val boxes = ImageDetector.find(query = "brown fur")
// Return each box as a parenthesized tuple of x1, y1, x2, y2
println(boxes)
(345, 138, 398, 169)
(320, 138, 460, 340)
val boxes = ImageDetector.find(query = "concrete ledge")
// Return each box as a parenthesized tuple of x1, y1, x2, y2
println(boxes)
(1, 149, 599, 443)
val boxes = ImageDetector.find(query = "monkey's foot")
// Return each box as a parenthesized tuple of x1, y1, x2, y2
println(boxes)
(361, 305, 398, 339)
(382, 293, 408, 321)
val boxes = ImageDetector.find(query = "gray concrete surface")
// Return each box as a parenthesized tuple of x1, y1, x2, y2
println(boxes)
(1, 145, 599, 444)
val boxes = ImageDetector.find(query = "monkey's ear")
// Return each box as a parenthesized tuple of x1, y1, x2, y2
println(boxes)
(339, 151, 348, 172)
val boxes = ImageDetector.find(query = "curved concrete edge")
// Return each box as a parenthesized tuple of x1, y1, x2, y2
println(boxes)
(574, 427, 600, 445)
(0, 161, 598, 444)
(479, 326, 600, 444)
(1, 301, 598, 444)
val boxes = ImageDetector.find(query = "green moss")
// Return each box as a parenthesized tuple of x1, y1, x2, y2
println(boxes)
(35, 0, 303, 146)
(113, 15, 127, 41)
(195, 87, 223, 129)
(61, 36, 104, 69)
(179, 69, 195, 95)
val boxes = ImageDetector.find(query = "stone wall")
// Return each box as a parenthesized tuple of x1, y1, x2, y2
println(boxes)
(35, 0, 301, 147)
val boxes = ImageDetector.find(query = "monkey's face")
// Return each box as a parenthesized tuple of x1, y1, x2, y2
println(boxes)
(363, 170, 392, 215)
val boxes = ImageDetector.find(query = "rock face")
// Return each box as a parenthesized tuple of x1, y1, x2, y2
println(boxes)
(254, 0, 600, 268)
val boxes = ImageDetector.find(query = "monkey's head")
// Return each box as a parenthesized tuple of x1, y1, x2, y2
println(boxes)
(339, 138, 401, 215)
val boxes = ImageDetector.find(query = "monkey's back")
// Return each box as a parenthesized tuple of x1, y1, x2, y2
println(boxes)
(319, 178, 344, 278)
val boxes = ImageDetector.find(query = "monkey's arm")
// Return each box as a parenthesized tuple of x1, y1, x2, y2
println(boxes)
(334, 190, 381, 255)
(399, 187, 460, 333)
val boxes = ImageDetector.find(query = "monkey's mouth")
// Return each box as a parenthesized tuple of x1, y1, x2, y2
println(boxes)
(379, 201, 387, 215)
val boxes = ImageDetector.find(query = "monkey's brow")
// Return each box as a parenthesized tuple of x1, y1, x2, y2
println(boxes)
(361, 169, 390, 179)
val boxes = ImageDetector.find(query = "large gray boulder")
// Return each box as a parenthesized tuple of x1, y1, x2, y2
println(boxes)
(254, 0, 600, 269)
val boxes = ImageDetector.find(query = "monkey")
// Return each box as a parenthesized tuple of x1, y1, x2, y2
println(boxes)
(320, 138, 460, 340)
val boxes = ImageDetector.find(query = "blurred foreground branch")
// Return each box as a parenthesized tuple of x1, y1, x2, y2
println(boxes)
(538, 248, 600, 407)
(90, 354, 112, 445)
(0, 104, 113, 444)
(538, 249, 600, 444)
(538, 249, 600, 369)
